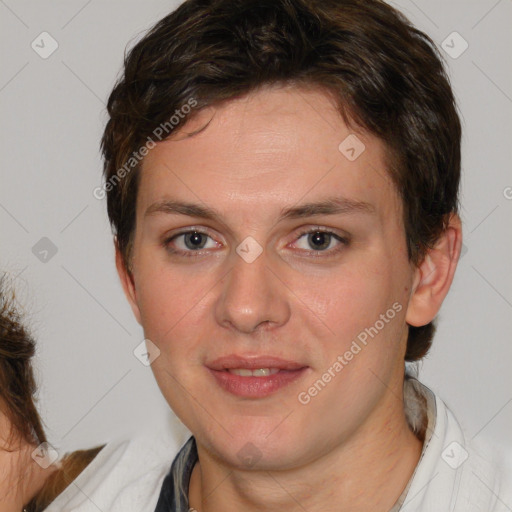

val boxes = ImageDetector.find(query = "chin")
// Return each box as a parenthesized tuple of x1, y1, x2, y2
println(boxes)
(198, 420, 307, 470)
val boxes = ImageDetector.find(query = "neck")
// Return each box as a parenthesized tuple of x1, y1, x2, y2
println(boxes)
(189, 383, 423, 512)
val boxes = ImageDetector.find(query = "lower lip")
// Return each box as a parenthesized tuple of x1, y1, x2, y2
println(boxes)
(207, 367, 309, 398)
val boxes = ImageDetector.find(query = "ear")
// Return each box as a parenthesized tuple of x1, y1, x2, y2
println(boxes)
(115, 240, 142, 325)
(406, 213, 463, 327)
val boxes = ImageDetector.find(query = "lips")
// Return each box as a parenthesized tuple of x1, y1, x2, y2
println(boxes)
(206, 354, 307, 371)
(206, 354, 309, 398)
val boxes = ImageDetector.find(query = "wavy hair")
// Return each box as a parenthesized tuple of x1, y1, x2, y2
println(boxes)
(0, 276, 103, 511)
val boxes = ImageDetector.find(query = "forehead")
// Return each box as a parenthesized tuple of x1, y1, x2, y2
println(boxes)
(138, 85, 401, 224)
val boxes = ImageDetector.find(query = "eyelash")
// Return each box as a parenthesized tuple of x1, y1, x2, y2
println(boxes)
(162, 227, 350, 259)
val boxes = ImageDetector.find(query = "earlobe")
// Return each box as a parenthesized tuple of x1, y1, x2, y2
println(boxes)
(406, 214, 463, 327)
(114, 240, 142, 325)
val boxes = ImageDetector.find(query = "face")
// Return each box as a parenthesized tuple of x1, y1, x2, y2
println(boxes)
(121, 85, 420, 470)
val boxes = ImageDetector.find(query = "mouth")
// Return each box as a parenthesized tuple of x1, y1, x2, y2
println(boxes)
(206, 354, 310, 398)
(225, 368, 281, 377)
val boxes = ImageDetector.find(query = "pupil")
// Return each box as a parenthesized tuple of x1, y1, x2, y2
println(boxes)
(186, 232, 206, 249)
(309, 232, 330, 250)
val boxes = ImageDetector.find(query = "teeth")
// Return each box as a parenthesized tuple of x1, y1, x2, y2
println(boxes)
(227, 368, 280, 377)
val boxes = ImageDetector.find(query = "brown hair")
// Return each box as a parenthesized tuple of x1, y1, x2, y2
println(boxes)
(0, 275, 46, 448)
(0, 276, 103, 511)
(100, 0, 461, 361)
(25, 446, 104, 511)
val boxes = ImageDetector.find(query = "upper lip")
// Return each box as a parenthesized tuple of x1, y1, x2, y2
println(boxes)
(206, 354, 307, 371)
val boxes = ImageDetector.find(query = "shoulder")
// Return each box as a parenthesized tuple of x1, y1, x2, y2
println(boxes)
(401, 380, 512, 512)
(435, 388, 512, 511)
(43, 426, 187, 512)
(457, 437, 512, 512)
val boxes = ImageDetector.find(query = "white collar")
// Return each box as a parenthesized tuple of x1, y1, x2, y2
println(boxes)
(397, 379, 509, 511)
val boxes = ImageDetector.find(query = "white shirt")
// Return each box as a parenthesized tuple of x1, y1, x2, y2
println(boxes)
(44, 380, 512, 511)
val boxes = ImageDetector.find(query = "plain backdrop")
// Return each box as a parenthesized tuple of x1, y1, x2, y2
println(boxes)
(1, 0, 511, 459)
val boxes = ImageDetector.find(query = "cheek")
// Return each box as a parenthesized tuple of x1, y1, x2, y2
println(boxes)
(134, 256, 217, 359)
(302, 265, 400, 343)
(135, 263, 190, 335)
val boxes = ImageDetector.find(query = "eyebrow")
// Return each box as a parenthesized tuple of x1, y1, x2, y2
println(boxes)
(145, 196, 375, 222)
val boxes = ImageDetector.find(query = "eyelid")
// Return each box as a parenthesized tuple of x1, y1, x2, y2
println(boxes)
(288, 226, 350, 255)
(162, 226, 221, 256)
(162, 225, 350, 258)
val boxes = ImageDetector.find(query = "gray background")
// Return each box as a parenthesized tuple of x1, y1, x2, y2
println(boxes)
(1, 0, 511, 459)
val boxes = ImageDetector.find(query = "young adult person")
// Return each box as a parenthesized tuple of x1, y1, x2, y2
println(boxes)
(42, 0, 512, 510)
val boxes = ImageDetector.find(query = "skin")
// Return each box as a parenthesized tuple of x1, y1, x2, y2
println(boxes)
(0, 408, 56, 511)
(117, 84, 462, 512)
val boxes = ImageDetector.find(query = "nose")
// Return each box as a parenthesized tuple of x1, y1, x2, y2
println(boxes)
(215, 245, 291, 334)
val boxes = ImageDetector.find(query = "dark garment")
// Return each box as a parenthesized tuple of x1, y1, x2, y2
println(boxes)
(154, 436, 198, 512)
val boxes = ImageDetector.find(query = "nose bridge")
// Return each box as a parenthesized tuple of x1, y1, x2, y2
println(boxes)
(215, 243, 289, 333)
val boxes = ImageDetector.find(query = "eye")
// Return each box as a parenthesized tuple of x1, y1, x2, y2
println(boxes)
(164, 229, 219, 257)
(291, 228, 349, 256)
(163, 227, 349, 259)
